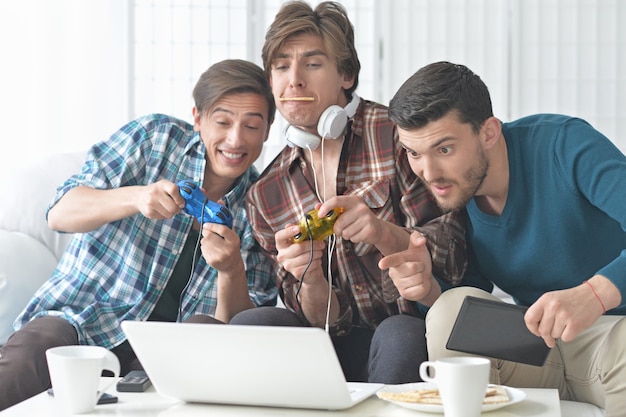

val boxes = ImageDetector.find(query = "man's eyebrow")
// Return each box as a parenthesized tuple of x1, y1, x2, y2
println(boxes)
(211, 107, 265, 121)
(275, 49, 328, 60)
(401, 136, 455, 153)
(301, 49, 327, 58)
(400, 142, 414, 152)
(429, 137, 455, 149)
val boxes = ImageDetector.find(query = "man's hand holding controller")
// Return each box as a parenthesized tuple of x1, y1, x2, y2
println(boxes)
(177, 180, 233, 228)
(292, 207, 345, 243)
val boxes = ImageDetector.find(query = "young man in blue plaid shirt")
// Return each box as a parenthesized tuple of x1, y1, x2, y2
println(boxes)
(0, 59, 277, 411)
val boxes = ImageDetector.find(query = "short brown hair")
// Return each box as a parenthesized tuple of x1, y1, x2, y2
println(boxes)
(192, 59, 276, 124)
(262, 1, 360, 99)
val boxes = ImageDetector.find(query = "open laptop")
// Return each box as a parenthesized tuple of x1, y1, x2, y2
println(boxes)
(121, 321, 383, 410)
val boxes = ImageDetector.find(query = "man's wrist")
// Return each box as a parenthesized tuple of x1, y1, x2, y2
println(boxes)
(375, 222, 411, 256)
(419, 277, 442, 307)
(587, 275, 622, 312)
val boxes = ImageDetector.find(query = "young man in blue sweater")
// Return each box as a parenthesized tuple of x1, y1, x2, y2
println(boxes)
(382, 61, 626, 415)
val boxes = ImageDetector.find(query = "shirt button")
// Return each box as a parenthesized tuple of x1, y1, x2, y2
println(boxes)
(171, 249, 179, 255)
(355, 285, 363, 291)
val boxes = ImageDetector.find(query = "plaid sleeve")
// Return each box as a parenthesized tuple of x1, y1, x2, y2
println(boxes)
(229, 168, 278, 307)
(418, 209, 468, 285)
(240, 218, 278, 307)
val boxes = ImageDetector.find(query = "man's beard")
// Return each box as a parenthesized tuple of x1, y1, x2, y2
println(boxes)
(430, 147, 489, 213)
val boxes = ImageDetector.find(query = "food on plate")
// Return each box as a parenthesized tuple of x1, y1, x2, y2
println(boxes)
(377, 385, 510, 405)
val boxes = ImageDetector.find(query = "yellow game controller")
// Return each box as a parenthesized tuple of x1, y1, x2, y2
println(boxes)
(292, 207, 345, 243)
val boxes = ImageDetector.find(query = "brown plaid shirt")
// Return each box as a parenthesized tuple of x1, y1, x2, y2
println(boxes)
(246, 99, 466, 335)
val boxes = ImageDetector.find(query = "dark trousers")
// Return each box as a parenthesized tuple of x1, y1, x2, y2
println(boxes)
(0, 316, 78, 411)
(230, 307, 428, 384)
(0, 314, 221, 411)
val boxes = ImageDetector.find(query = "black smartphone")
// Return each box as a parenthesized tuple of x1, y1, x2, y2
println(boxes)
(47, 388, 119, 404)
(116, 370, 152, 392)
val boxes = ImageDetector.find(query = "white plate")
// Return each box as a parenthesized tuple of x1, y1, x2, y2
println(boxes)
(376, 382, 527, 413)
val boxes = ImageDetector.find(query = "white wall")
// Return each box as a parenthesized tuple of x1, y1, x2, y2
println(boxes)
(379, 0, 511, 124)
(510, 0, 626, 145)
(0, 0, 129, 183)
(379, 0, 626, 151)
(1, 0, 624, 188)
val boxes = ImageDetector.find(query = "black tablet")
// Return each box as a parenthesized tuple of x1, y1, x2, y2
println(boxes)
(446, 296, 551, 367)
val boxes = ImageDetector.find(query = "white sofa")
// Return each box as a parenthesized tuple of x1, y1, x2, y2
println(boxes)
(0, 151, 604, 416)
(0, 151, 85, 345)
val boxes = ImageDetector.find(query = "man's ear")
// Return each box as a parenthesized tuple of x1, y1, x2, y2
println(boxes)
(482, 116, 502, 150)
(263, 124, 271, 143)
(341, 73, 355, 91)
(192, 106, 201, 132)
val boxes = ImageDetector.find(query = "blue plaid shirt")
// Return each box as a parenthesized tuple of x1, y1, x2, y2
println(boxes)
(15, 114, 277, 348)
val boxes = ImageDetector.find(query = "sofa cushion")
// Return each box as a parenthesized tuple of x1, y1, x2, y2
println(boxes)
(0, 231, 59, 345)
(0, 151, 84, 260)
(561, 400, 604, 416)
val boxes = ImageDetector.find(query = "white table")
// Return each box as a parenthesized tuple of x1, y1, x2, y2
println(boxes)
(0, 383, 561, 416)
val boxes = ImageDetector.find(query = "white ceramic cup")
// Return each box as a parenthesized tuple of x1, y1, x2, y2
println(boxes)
(419, 356, 490, 417)
(46, 345, 120, 414)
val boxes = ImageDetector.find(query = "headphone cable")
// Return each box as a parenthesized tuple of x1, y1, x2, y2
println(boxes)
(299, 142, 336, 333)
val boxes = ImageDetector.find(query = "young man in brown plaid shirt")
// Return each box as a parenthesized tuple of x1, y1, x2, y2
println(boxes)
(231, 1, 466, 384)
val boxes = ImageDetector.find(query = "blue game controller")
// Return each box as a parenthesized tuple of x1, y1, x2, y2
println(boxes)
(177, 180, 233, 228)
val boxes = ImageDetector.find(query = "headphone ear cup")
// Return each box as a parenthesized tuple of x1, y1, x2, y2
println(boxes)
(344, 92, 360, 118)
(284, 124, 321, 150)
(317, 105, 347, 139)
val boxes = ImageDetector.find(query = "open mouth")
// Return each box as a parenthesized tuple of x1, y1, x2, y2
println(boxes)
(428, 182, 453, 196)
(221, 150, 245, 160)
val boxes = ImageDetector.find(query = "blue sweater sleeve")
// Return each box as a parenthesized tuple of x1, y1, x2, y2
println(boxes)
(555, 119, 626, 306)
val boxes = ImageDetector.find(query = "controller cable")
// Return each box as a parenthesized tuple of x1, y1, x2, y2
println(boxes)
(176, 197, 208, 322)
(294, 219, 314, 315)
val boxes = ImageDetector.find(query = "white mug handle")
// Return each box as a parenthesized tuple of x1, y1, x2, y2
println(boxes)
(96, 350, 121, 403)
(419, 360, 437, 383)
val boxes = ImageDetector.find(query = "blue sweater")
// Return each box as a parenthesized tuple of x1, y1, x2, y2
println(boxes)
(463, 114, 626, 314)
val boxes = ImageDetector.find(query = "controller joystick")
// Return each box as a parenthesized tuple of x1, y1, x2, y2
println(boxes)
(177, 180, 233, 228)
(293, 207, 345, 243)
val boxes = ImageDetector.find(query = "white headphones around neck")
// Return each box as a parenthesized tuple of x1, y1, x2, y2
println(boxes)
(285, 92, 360, 150)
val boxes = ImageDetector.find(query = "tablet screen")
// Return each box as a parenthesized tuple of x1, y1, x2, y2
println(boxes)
(446, 296, 551, 366)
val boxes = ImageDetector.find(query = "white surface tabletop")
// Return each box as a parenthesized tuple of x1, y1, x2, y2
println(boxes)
(0, 381, 561, 417)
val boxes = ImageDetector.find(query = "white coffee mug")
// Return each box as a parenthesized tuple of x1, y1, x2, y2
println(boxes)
(419, 356, 490, 417)
(46, 345, 120, 414)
